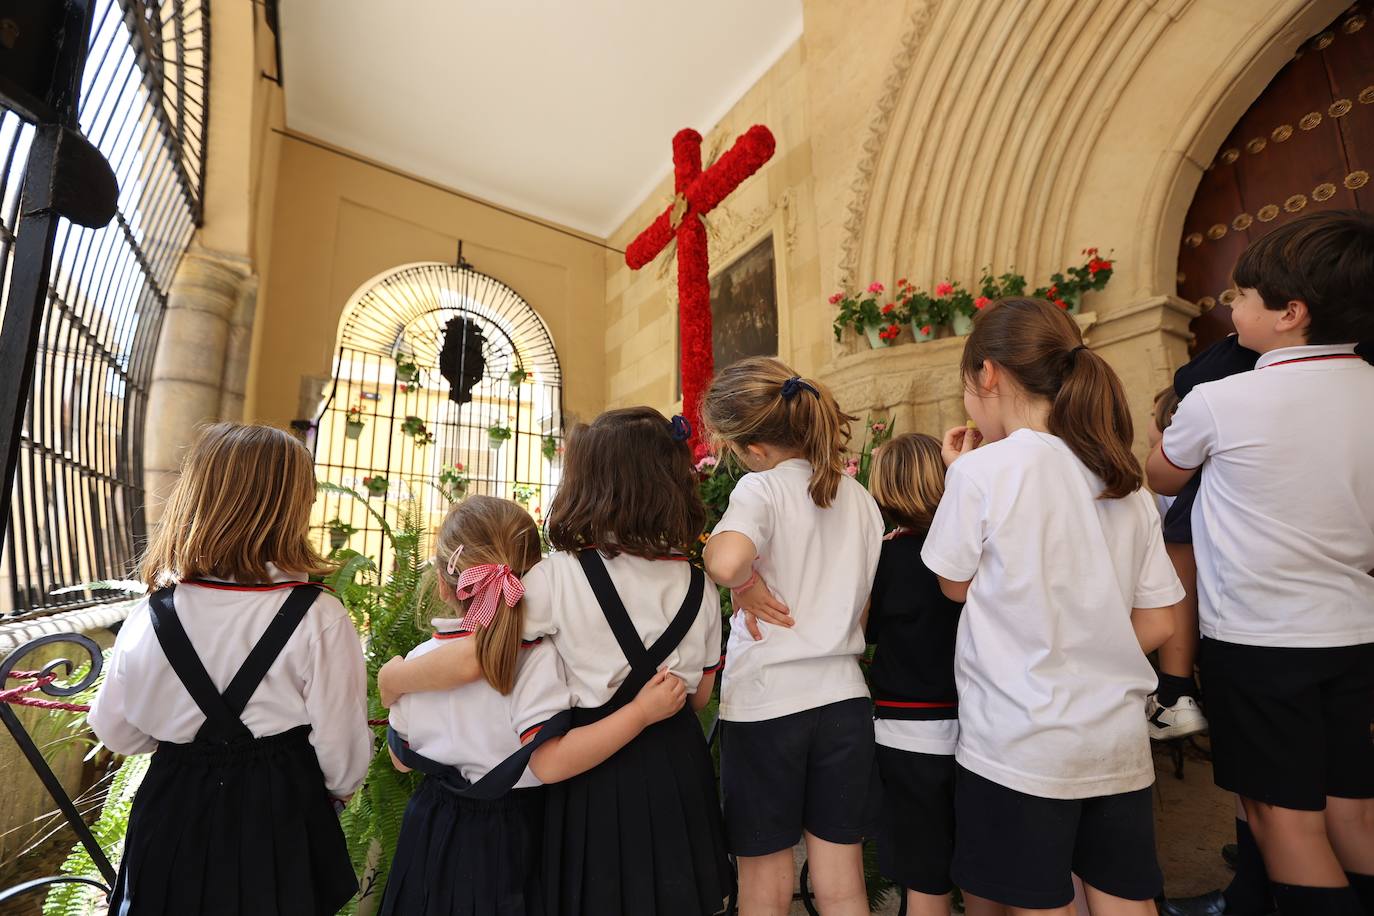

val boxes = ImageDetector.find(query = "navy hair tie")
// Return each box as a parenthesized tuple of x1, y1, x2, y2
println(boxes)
(780, 376, 819, 400)
(668, 414, 692, 442)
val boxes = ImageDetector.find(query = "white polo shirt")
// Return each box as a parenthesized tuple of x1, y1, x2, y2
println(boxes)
(1162, 343, 1374, 648)
(389, 622, 572, 788)
(713, 459, 885, 722)
(521, 551, 722, 709)
(922, 430, 1183, 800)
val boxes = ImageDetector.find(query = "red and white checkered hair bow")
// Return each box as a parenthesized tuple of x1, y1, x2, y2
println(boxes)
(455, 563, 525, 632)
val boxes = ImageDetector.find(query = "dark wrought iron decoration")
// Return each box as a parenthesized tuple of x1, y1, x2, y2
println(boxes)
(0, 0, 209, 620)
(313, 260, 563, 574)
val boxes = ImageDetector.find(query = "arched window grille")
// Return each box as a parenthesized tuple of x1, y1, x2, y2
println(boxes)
(312, 261, 563, 572)
(0, 0, 208, 619)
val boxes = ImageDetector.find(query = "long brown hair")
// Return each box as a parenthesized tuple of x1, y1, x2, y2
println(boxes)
(544, 407, 706, 559)
(140, 423, 333, 587)
(961, 298, 1141, 499)
(700, 357, 855, 507)
(430, 496, 542, 694)
(868, 433, 946, 531)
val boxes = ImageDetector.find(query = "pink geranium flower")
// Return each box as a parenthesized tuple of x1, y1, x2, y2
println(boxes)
(935, 282, 954, 297)
(695, 455, 719, 472)
(828, 292, 844, 305)
(843, 457, 859, 477)
(867, 282, 885, 294)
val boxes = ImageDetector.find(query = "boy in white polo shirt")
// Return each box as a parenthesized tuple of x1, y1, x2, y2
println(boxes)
(1148, 209, 1374, 916)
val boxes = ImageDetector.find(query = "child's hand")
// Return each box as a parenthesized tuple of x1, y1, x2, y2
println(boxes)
(732, 575, 791, 640)
(941, 424, 983, 466)
(631, 668, 687, 725)
(377, 656, 406, 708)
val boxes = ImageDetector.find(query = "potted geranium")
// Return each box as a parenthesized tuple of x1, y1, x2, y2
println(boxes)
(508, 367, 529, 386)
(362, 475, 389, 498)
(401, 415, 434, 447)
(1031, 248, 1115, 313)
(512, 483, 539, 507)
(541, 434, 560, 461)
(394, 353, 421, 385)
(345, 404, 366, 440)
(326, 517, 358, 550)
(487, 424, 512, 450)
(438, 463, 468, 501)
(831, 281, 902, 348)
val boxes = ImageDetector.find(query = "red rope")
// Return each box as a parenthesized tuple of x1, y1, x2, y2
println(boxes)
(0, 671, 390, 725)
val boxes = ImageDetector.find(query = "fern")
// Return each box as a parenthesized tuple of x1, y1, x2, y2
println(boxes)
(43, 754, 149, 916)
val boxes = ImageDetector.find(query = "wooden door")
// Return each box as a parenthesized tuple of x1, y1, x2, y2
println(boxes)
(1177, 1, 1373, 351)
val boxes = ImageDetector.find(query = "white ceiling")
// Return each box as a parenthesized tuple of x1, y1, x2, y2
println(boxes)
(279, 1, 803, 238)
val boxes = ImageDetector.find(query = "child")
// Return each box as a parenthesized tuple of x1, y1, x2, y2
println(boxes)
(378, 407, 731, 916)
(381, 496, 689, 916)
(88, 423, 371, 916)
(1147, 209, 1374, 916)
(700, 357, 884, 916)
(1146, 334, 1258, 743)
(866, 433, 1002, 916)
(922, 298, 1184, 914)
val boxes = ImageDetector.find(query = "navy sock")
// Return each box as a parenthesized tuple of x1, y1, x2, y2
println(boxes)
(1345, 872, 1374, 915)
(1269, 883, 1363, 915)
(1155, 672, 1199, 706)
(1224, 819, 1272, 914)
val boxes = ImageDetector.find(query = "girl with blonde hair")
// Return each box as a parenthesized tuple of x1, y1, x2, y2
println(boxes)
(381, 495, 688, 916)
(89, 422, 371, 915)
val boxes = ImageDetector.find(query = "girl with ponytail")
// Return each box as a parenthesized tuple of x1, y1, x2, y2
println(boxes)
(701, 357, 885, 916)
(920, 297, 1184, 914)
(381, 495, 690, 916)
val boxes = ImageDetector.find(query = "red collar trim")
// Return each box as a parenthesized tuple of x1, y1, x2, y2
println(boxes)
(874, 699, 958, 709)
(182, 579, 331, 593)
(1262, 354, 1361, 369)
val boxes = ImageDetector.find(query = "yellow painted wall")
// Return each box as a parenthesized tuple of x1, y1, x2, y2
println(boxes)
(246, 134, 608, 430)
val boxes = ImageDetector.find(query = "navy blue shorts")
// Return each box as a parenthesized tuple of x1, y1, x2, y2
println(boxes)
(721, 697, 876, 856)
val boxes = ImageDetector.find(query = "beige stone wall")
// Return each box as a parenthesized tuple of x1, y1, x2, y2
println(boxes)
(600, 0, 1347, 451)
(246, 135, 608, 429)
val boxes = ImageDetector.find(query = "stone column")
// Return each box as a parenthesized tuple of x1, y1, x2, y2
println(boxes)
(143, 248, 255, 525)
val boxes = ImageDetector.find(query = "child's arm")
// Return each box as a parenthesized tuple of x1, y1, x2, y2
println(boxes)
(706, 532, 793, 635)
(936, 576, 971, 603)
(388, 745, 411, 772)
(1130, 604, 1177, 653)
(1145, 444, 1196, 497)
(689, 670, 716, 712)
(528, 669, 686, 783)
(378, 636, 483, 707)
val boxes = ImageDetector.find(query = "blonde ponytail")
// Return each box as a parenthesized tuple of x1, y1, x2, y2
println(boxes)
(431, 495, 542, 694)
(701, 357, 855, 508)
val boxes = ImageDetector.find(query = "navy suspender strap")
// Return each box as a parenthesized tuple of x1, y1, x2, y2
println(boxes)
(147, 584, 322, 744)
(576, 548, 706, 710)
(385, 709, 573, 801)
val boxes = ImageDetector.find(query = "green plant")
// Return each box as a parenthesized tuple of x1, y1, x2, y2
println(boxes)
(400, 415, 434, 447)
(487, 424, 512, 449)
(511, 483, 539, 507)
(362, 475, 389, 498)
(541, 434, 560, 461)
(829, 282, 901, 343)
(44, 753, 150, 916)
(393, 353, 421, 384)
(437, 463, 468, 502)
(508, 367, 529, 386)
(327, 517, 359, 550)
(323, 498, 433, 913)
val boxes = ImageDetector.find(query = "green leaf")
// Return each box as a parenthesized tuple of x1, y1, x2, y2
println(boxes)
(317, 480, 394, 539)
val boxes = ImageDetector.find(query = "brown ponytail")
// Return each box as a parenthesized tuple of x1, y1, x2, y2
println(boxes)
(700, 357, 855, 507)
(430, 495, 543, 694)
(960, 298, 1141, 499)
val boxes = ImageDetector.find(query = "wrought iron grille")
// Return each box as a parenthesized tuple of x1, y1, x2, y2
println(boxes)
(0, 0, 208, 619)
(313, 262, 563, 572)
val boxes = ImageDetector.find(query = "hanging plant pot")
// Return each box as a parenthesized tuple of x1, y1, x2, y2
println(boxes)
(911, 322, 934, 343)
(488, 426, 512, 450)
(362, 476, 389, 497)
(345, 420, 364, 440)
(508, 367, 529, 386)
(329, 528, 349, 550)
(951, 312, 974, 336)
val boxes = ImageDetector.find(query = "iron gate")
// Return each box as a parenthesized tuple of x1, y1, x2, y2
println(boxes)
(312, 260, 563, 571)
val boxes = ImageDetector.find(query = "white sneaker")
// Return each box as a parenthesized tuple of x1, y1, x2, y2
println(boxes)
(1147, 694, 1208, 740)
